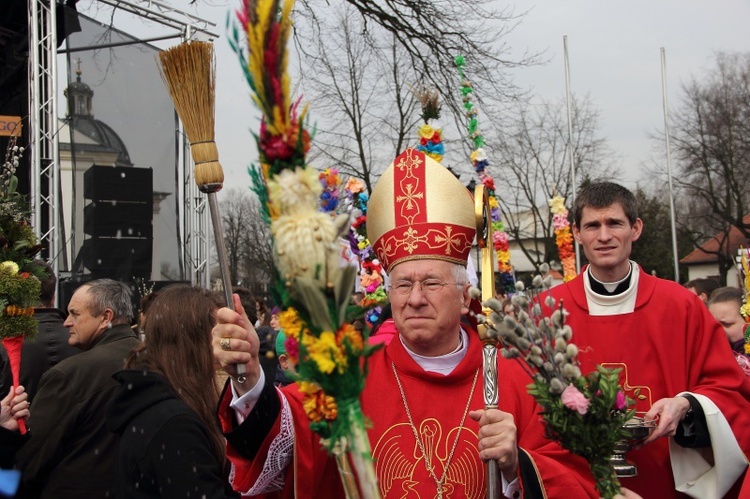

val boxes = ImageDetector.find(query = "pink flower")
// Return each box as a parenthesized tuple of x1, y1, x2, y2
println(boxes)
(561, 384, 590, 415)
(614, 391, 627, 410)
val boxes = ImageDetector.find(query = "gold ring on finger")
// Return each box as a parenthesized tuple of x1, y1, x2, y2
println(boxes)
(220, 338, 231, 351)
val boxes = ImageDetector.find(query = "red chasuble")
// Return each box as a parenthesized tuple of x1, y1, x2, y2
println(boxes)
(219, 329, 598, 498)
(546, 267, 750, 498)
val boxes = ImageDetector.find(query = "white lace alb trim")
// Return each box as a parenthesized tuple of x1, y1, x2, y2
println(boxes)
(231, 387, 295, 495)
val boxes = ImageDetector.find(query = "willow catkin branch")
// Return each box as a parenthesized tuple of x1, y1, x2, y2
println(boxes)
(157, 41, 223, 189)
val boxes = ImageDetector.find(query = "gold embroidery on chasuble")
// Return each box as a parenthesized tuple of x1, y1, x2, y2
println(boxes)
(601, 362, 653, 409)
(373, 419, 486, 499)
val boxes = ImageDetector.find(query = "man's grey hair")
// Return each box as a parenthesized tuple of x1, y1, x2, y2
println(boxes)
(450, 262, 470, 286)
(82, 279, 134, 325)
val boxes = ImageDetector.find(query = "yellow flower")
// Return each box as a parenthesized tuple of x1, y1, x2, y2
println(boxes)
(488, 195, 499, 209)
(0, 261, 19, 274)
(279, 307, 303, 337)
(418, 124, 434, 139)
(549, 195, 567, 214)
(470, 148, 487, 162)
(741, 303, 750, 319)
(298, 380, 320, 395)
(308, 331, 347, 374)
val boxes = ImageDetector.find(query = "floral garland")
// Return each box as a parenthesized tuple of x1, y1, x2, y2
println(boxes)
(740, 247, 750, 355)
(318, 168, 341, 213)
(455, 55, 515, 294)
(479, 267, 636, 498)
(232, 1, 379, 495)
(319, 169, 386, 326)
(342, 178, 386, 326)
(548, 195, 577, 282)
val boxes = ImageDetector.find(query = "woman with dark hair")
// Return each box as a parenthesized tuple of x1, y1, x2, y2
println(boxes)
(106, 285, 234, 498)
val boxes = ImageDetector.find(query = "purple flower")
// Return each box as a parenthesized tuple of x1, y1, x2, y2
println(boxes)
(614, 391, 627, 410)
(561, 384, 590, 415)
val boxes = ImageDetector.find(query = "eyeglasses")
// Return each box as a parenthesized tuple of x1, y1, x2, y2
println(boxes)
(388, 278, 459, 295)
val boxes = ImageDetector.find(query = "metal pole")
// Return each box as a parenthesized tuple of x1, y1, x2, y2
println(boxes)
(660, 48, 680, 281)
(563, 35, 581, 273)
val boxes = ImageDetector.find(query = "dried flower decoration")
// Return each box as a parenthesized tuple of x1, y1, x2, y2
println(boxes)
(549, 194, 577, 282)
(231, 1, 381, 496)
(477, 264, 636, 498)
(455, 55, 515, 294)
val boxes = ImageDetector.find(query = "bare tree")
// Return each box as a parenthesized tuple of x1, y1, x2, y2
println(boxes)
(292, 0, 536, 123)
(668, 52, 750, 244)
(219, 188, 276, 290)
(296, 5, 419, 191)
(490, 95, 613, 272)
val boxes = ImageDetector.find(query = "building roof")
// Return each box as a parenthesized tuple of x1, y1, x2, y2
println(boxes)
(680, 215, 750, 265)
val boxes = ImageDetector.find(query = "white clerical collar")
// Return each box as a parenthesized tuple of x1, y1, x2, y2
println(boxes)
(401, 328, 469, 375)
(584, 263, 640, 316)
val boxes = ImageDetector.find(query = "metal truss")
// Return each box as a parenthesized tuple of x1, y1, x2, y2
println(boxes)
(29, 0, 218, 288)
(28, 0, 60, 282)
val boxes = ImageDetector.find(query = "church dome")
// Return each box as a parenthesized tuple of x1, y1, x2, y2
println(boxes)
(62, 61, 132, 166)
(68, 115, 132, 166)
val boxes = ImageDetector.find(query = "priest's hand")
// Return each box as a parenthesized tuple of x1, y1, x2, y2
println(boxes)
(212, 293, 260, 396)
(469, 408, 519, 480)
(642, 396, 691, 445)
(0, 385, 29, 432)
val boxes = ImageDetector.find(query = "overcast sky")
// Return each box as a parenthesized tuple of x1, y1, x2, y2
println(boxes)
(74, 0, 749, 192)
(506, 0, 749, 188)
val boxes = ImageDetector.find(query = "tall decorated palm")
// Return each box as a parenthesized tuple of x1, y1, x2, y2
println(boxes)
(230, 1, 381, 497)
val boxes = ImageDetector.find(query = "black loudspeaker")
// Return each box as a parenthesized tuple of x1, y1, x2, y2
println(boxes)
(81, 238, 153, 279)
(83, 165, 153, 202)
(80, 165, 153, 279)
(83, 202, 153, 238)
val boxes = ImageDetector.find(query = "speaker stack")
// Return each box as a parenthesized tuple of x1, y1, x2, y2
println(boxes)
(81, 165, 153, 279)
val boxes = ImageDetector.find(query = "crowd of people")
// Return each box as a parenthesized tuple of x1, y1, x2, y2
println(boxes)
(1, 153, 749, 498)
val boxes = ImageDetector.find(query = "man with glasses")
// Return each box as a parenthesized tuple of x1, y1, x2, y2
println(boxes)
(211, 149, 599, 498)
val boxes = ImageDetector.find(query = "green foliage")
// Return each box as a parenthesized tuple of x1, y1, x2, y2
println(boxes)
(0, 267, 40, 339)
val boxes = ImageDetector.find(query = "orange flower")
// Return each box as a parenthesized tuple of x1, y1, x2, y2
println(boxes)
(336, 323, 364, 354)
(300, 382, 338, 422)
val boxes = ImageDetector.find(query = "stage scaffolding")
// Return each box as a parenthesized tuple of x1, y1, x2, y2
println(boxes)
(28, 0, 219, 291)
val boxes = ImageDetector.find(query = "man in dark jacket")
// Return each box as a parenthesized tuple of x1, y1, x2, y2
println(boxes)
(13, 278, 140, 498)
(0, 261, 80, 403)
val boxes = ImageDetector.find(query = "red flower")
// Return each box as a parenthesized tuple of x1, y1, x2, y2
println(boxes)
(19, 272, 30, 279)
(260, 130, 294, 161)
(420, 138, 428, 146)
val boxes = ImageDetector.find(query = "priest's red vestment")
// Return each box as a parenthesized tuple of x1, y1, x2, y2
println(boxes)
(546, 267, 750, 498)
(218, 329, 598, 498)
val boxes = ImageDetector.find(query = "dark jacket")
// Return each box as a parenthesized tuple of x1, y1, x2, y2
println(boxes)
(106, 370, 233, 499)
(256, 326, 278, 382)
(13, 324, 140, 498)
(0, 308, 80, 403)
